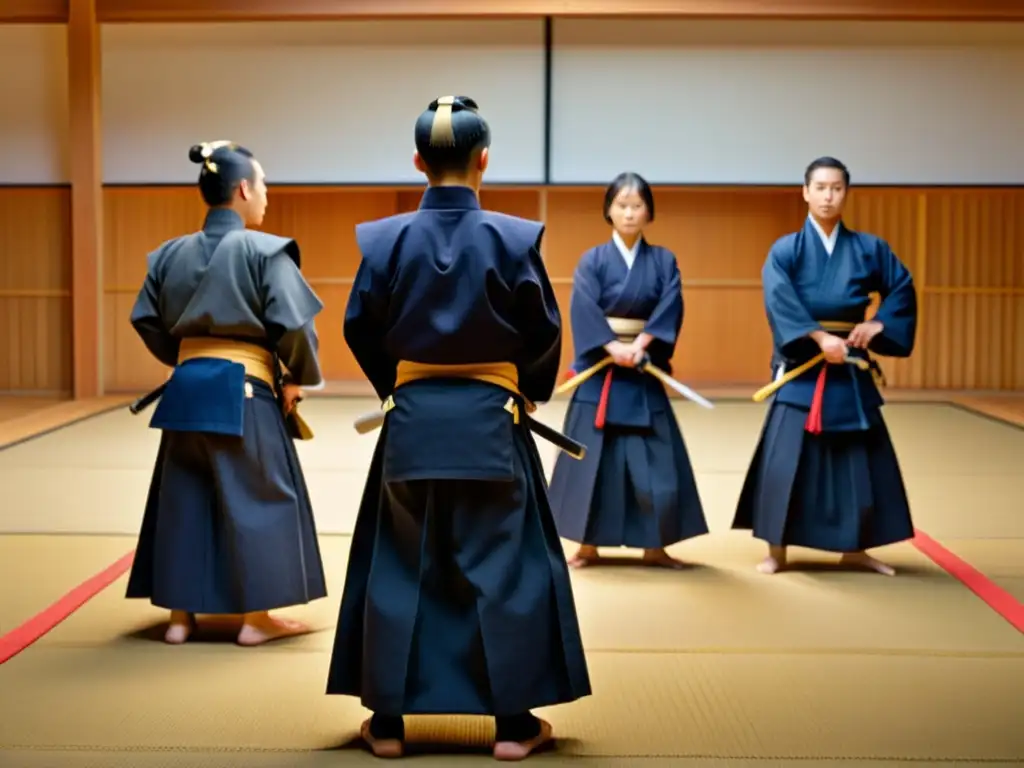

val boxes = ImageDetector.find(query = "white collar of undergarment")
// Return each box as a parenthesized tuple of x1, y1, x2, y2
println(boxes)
(612, 230, 641, 270)
(808, 214, 841, 256)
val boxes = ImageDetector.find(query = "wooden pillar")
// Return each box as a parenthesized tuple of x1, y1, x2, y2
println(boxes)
(68, 0, 104, 399)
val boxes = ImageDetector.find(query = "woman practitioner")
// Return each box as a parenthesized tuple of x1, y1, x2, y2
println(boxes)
(547, 172, 709, 569)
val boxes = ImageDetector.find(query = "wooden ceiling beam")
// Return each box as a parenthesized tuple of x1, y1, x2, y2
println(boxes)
(0, 0, 68, 23)
(559, 0, 1024, 20)
(4, 0, 1022, 24)
(93, 0, 1024, 23)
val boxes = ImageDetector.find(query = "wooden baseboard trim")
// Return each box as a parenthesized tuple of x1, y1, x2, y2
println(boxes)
(0, 396, 134, 451)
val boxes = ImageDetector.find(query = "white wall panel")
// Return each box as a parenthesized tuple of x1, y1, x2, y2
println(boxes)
(101, 21, 547, 184)
(0, 25, 69, 184)
(551, 20, 1024, 185)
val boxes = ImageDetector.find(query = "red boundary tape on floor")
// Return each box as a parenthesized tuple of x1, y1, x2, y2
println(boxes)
(0, 550, 135, 665)
(1, 529, 1020, 667)
(911, 529, 1024, 634)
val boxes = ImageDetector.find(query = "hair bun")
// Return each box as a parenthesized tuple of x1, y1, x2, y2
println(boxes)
(429, 95, 478, 114)
(188, 145, 205, 164)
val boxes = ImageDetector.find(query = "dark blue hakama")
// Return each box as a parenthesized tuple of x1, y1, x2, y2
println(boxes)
(124, 208, 328, 614)
(326, 404, 591, 716)
(547, 239, 708, 550)
(732, 401, 914, 553)
(731, 218, 919, 554)
(549, 384, 707, 549)
(126, 379, 327, 613)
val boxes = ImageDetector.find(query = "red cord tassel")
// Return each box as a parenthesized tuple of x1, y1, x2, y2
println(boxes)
(594, 368, 614, 429)
(805, 365, 827, 434)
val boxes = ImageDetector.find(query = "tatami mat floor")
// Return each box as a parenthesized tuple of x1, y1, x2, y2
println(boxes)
(0, 398, 1021, 767)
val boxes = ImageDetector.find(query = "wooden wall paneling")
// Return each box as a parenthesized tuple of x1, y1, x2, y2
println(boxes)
(480, 189, 543, 221)
(920, 188, 1023, 390)
(103, 187, 205, 392)
(540, 187, 597, 376)
(652, 188, 804, 386)
(68, 0, 104, 399)
(842, 187, 1024, 392)
(0, 188, 72, 393)
(394, 190, 419, 214)
(260, 188, 399, 382)
(842, 188, 926, 389)
(1016, 294, 1024, 390)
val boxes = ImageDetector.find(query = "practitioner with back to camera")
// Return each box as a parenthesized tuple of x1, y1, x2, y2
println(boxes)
(325, 96, 591, 761)
(126, 141, 328, 645)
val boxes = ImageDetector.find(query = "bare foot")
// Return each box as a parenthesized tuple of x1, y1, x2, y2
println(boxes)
(164, 611, 194, 644)
(236, 612, 312, 646)
(642, 548, 687, 569)
(756, 545, 787, 575)
(360, 719, 403, 759)
(567, 545, 600, 569)
(493, 718, 553, 761)
(840, 551, 896, 576)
